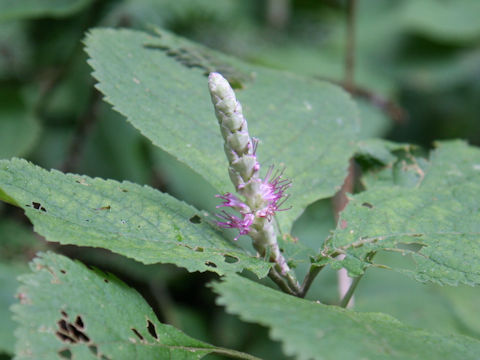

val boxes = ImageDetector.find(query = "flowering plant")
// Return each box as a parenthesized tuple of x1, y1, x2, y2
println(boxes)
(0, 19, 479, 360)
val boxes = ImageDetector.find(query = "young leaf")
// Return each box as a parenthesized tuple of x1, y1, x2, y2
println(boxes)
(326, 140, 480, 285)
(13, 252, 258, 360)
(212, 274, 480, 360)
(85, 28, 359, 231)
(0, 158, 270, 277)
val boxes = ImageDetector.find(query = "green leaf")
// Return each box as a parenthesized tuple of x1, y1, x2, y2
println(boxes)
(0, 158, 270, 277)
(354, 139, 422, 190)
(355, 139, 415, 167)
(12, 252, 257, 360)
(0, 0, 93, 21)
(0, 262, 26, 355)
(326, 140, 480, 285)
(85, 28, 359, 231)
(212, 274, 480, 360)
(0, 88, 40, 159)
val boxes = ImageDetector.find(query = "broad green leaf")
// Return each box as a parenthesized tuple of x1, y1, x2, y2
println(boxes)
(0, 158, 270, 277)
(212, 274, 480, 360)
(0, 262, 26, 355)
(85, 28, 359, 231)
(0, 88, 40, 159)
(0, 0, 93, 21)
(12, 252, 257, 360)
(326, 141, 480, 285)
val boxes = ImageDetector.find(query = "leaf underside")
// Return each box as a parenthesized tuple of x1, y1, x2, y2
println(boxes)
(13, 252, 216, 359)
(212, 274, 480, 360)
(0, 158, 270, 277)
(85, 28, 360, 231)
(327, 140, 480, 285)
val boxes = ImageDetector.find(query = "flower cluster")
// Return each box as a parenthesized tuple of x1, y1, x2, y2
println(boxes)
(215, 164, 291, 240)
(208, 71, 292, 274)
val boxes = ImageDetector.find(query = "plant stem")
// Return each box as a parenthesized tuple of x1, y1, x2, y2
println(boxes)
(345, 0, 357, 91)
(268, 267, 298, 296)
(332, 160, 355, 306)
(339, 274, 363, 308)
(282, 267, 301, 295)
(299, 264, 325, 298)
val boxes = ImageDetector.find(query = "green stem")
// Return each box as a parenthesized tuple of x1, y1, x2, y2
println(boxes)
(339, 274, 363, 308)
(282, 266, 301, 296)
(300, 264, 325, 298)
(268, 267, 297, 296)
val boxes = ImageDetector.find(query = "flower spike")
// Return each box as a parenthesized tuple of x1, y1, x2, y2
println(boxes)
(208, 72, 293, 276)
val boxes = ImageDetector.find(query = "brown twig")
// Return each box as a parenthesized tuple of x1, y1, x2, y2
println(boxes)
(341, 82, 407, 124)
(316, 76, 408, 124)
(332, 160, 356, 307)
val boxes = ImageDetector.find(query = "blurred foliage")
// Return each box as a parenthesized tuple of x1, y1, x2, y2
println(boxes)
(0, 0, 479, 358)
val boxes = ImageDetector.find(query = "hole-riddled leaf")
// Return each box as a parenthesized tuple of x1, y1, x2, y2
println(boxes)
(325, 141, 480, 285)
(0, 158, 270, 277)
(12, 252, 256, 359)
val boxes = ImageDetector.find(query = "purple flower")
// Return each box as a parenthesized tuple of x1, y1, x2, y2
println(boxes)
(215, 165, 291, 240)
(215, 193, 250, 212)
(255, 166, 292, 219)
(216, 211, 254, 241)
